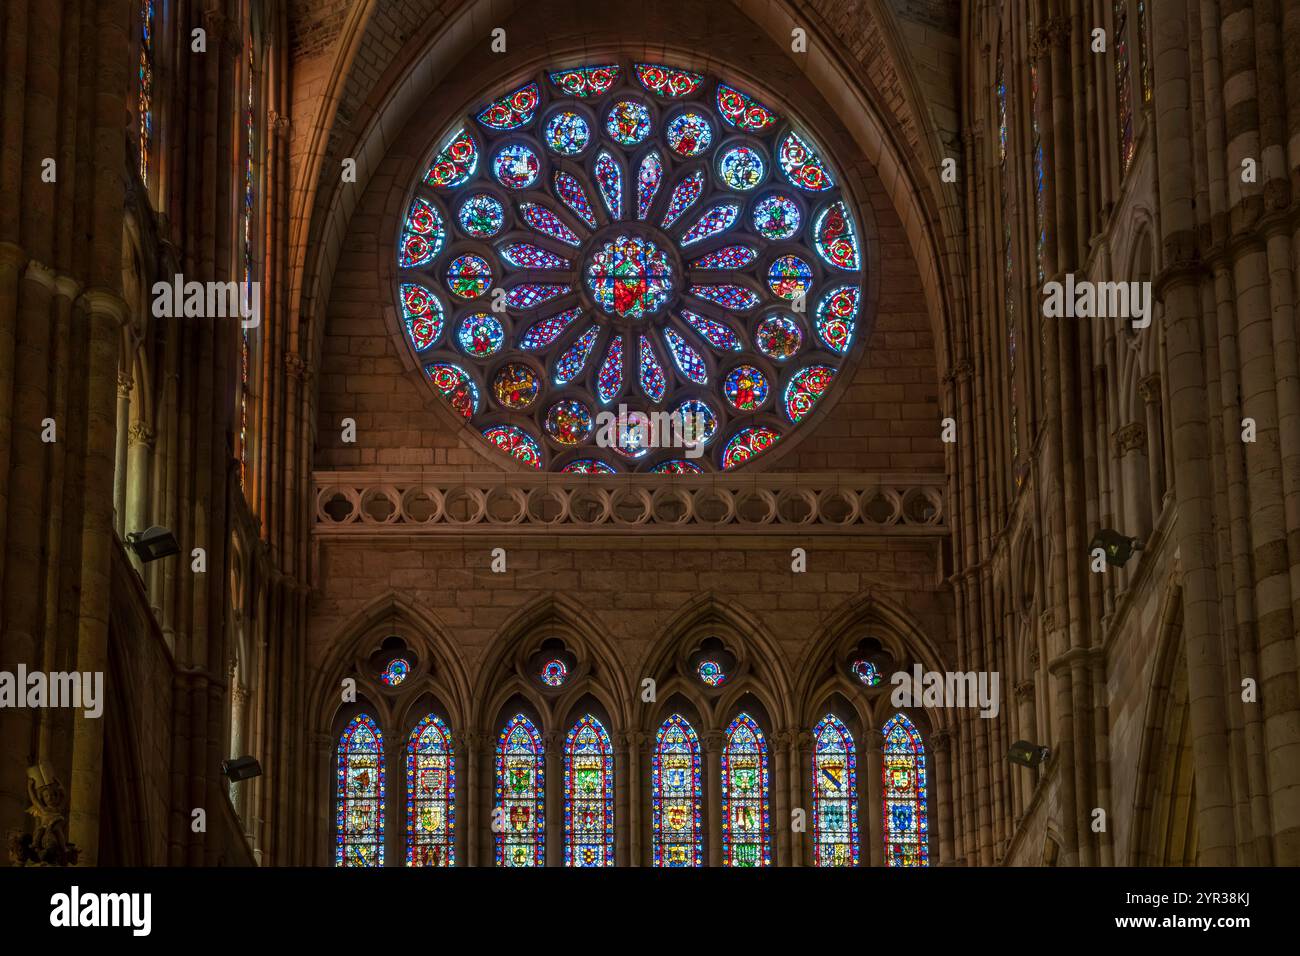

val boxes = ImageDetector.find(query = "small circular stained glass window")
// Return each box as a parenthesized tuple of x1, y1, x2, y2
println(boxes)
(541, 658, 568, 686)
(493, 143, 541, 188)
(458, 193, 504, 238)
(697, 660, 727, 687)
(852, 659, 881, 687)
(457, 312, 504, 357)
(544, 111, 591, 155)
(381, 658, 411, 686)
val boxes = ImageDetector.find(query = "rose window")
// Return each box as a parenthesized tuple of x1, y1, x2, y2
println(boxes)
(395, 62, 863, 472)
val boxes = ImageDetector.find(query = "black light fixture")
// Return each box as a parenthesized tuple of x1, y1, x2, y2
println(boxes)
(125, 525, 180, 562)
(222, 756, 263, 782)
(1088, 529, 1143, 568)
(1008, 740, 1051, 769)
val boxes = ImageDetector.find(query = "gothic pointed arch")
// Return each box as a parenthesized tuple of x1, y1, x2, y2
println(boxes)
(470, 592, 632, 732)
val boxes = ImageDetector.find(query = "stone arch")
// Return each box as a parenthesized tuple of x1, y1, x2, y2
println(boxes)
(470, 592, 633, 733)
(635, 592, 794, 732)
(311, 592, 472, 734)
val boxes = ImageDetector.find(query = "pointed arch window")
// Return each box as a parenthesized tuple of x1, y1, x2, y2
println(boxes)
(997, 45, 1020, 468)
(336, 714, 385, 866)
(496, 714, 545, 866)
(138, 0, 155, 186)
(882, 713, 929, 866)
(239, 36, 258, 489)
(564, 714, 614, 866)
(812, 714, 857, 866)
(406, 714, 454, 866)
(651, 714, 702, 867)
(721, 713, 770, 866)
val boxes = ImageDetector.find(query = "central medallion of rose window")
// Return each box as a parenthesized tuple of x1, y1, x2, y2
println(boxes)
(585, 234, 674, 319)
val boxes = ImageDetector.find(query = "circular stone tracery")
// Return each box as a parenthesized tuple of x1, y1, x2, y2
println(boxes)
(395, 61, 865, 472)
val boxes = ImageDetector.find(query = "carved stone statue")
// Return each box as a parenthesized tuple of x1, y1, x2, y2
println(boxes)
(7, 763, 80, 866)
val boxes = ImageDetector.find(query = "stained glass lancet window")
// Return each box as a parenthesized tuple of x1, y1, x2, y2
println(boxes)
(138, 0, 155, 185)
(407, 714, 454, 866)
(812, 714, 857, 866)
(496, 714, 545, 866)
(240, 41, 257, 490)
(336, 714, 384, 866)
(1115, 0, 1135, 172)
(882, 713, 929, 866)
(652, 714, 702, 866)
(1138, 1, 1151, 103)
(395, 62, 864, 472)
(564, 714, 614, 866)
(721, 713, 770, 866)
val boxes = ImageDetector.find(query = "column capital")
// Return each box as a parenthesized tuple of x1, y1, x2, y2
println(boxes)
(78, 288, 131, 328)
(1137, 372, 1162, 405)
(127, 421, 156, 448)
(929, 729, 952, 752)
(1113, 420, 1146, 458)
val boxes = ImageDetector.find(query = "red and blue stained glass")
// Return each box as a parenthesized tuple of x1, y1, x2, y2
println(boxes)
(553, 170, 599, 228)
(477, 82, 539, 130)
(606, 100, 652, 146)
(518, 202, 582, 246)
(401, 283, 444, 351)
(520, 308, 582, 349)
(564, 715, 614, 867)
(496, 714, 545, 866)
(446, 253, 492, 299)
(336, 714, 384, 866)
(724, 365, 768, 411)
(482, 425, 543, 469)
(506, 283, 568, 310)
(635, 63, 703, 98)
(883, 713, 928, 867)
(544, 110, 591, 155)
(814, 286, 859, 354)
(673, 398, 718, 445)
(754, 314, 803, 360)
(689, 283, 759, 311)
(691, 245, 757, 270)
(586, 235, 674, 319)
(399, 197, 445, 268)
(456, 312, 504, 357)
(722, 713, 771, 866)
(554, 325, 601, 384)
(652, 714, 702, 867)
(493, 143, 541, 189)
(680, 202, 742, 246)
(639, 335, 668, 402)
(651, 459, 704, 474)
(501, 243, 570, 271)
(766, 255, 813, 301)
(778, 130, 834, 192)
(594, 151, 623, 219)
(637, 151, 663, 220)
(812, 714, 858, 867)
(544, 398, 594, 445)
(814, 201, 860, 270)
(660, 170, 705, 228)
(458, 193, 504, 238)
(563, 459, 617, 474)
(425, 363, 479, 418)
(716, 83, 779, 132)
(597, 335, 624, 403)
(406, 714, 454, 867)
(722, 426, 779, 470)
(666, 112, 713, 156)
(680, 310, 741, 352)
(784, 364, 835, 423)
(718, 145, 765, 190)
(752, 194, 801, 240)
(663, 328, 708, 384)
(492, 363, 541, 410)
(549, 64, 621, 98)
(425, 127, 478, 188)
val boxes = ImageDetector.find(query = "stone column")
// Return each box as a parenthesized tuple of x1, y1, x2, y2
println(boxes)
(931, 729, 953, 865)
(627, 732, 643, 866)
(615, 732, 631, 866)
(467, 732, 487, 866)
(788, 730, 805, 866)
(113, 370, 132, 534)
(312, 732, 333, 866)
(772, 730, 793, 866)
(544, 732, 562, 866)
(703, 731, 723, 866)
(863, 735, 882, 867)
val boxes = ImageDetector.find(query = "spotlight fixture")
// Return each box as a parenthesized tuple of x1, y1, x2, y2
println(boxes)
(222, 756, 263, 782)
(1008, 740, 1051, 769)
(1088, 529, 1143, 568)
(125, 525, 180, 562)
